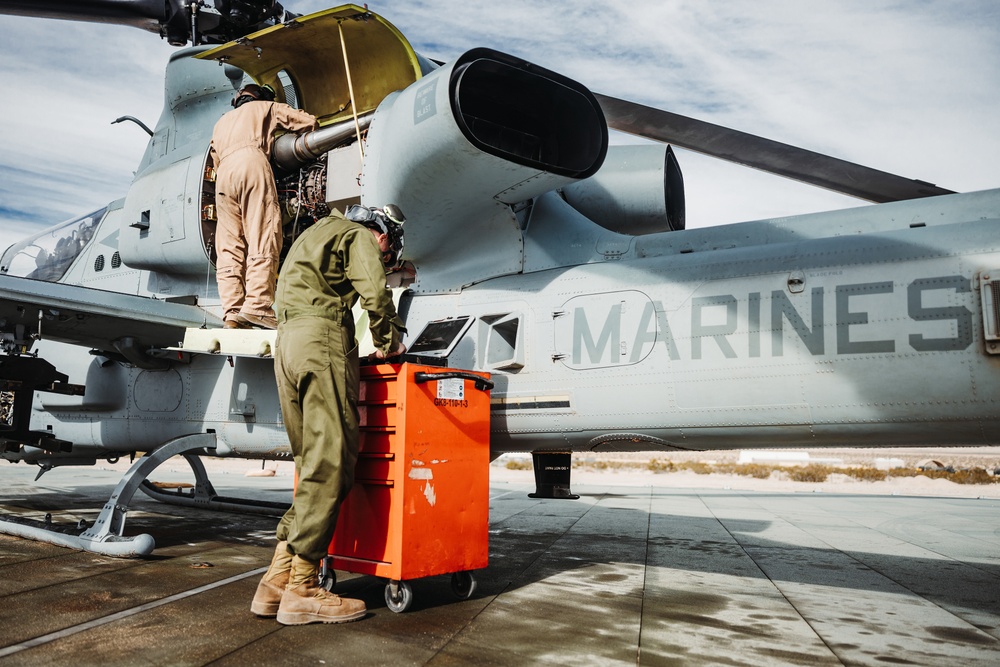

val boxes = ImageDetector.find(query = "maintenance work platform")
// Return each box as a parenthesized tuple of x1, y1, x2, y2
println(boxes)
(1, 460, 998, 666)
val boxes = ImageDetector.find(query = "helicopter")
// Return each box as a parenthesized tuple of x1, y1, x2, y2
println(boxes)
(1, 1, 998, 557)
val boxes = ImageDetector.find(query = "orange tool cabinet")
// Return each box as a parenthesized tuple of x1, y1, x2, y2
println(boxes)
(321, 362, 492, 612)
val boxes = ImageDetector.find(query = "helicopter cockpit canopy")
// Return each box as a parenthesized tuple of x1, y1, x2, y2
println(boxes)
(1, 209, 106, 283)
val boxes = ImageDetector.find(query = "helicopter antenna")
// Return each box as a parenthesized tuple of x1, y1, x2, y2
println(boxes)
(111, 116, 154, 137)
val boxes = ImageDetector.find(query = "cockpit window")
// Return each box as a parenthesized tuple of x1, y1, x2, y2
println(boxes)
(0, 208, 105, 282)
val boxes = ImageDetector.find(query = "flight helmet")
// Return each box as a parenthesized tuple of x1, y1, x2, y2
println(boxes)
(345, 204, 406, 270)
(232, 83, 275, 108)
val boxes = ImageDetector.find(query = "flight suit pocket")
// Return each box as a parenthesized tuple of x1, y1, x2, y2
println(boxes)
(278, 318, 344, 376)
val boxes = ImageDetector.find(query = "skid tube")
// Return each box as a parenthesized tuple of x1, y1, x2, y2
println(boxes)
(0, 433, 288, 557)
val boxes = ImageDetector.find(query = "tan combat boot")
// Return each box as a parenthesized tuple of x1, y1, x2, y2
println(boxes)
(250, 541, 293, 617)
(238, 311, 278, 330)
(276, 555, 367, 625)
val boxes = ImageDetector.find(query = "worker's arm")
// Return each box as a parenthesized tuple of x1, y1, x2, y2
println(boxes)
(344, 230, 406, 356)
(274, 104, 319, 133)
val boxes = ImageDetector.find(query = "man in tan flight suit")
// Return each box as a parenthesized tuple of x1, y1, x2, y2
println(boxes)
(250, 206, 407, 625)
(210, 84, 318, 329)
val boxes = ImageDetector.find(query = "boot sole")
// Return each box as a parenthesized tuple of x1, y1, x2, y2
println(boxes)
(250, 601, 279, 618)
(275, 609, 367, 625)
(237, 313, 277, 329)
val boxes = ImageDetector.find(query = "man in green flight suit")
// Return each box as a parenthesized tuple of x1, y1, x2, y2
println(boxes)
(250, 204, 407, 625)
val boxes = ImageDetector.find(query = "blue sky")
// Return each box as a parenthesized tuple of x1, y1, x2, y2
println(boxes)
(1, 1, 998, 245)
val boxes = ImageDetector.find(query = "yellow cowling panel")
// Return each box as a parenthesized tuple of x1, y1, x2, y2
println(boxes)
(196, 4, 421, 125)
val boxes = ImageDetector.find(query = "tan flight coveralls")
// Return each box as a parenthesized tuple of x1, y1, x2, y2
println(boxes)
(210, 101, 318, 323)
(273, 211, 406, 562)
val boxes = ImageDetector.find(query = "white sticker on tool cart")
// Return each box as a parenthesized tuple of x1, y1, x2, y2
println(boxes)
(436, 378, 465, 400)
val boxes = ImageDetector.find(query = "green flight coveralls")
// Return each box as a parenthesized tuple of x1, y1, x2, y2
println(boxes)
(273, 211, 406, 562)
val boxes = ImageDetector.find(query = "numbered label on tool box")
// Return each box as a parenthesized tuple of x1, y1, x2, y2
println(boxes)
(435, 378, 468, 407)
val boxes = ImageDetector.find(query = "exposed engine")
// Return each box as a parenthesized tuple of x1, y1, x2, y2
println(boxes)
(275, 156, 330, 258)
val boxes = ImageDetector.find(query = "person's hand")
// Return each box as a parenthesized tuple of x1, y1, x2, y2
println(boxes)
(370, 341, 406, 361)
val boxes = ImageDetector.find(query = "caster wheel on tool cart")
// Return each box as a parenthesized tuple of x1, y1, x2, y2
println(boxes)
(318, 570, 337, 592)
(451, 571, 476, 600)
(318, 557, 337, 592)
(384, 580, 413, 613)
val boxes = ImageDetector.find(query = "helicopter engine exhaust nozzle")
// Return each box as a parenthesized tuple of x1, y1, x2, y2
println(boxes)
(272, 113, 374, 172)
(561, 144, 686, 235)
(449, 48, 608, 180)
(360, 47, 610, 291)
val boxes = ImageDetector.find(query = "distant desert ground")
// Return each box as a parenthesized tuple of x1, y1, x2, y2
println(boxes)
(491, 447, 1000, 499)
(111, 446, 1000, 500)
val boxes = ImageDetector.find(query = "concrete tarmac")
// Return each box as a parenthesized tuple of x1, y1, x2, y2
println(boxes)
(0, 463, 998, 666)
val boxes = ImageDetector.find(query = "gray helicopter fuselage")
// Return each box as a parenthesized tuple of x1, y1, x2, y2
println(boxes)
(23, 185, 1000, 462)
(410, 187, 1000, 453)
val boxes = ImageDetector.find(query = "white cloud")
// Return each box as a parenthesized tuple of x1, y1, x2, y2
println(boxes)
(0, 0, 997, 237)
(1, 16, 174, 233)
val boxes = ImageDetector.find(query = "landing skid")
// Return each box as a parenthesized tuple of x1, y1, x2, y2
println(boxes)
(138, 453, 289, 517)
(0, 433, 289, 558)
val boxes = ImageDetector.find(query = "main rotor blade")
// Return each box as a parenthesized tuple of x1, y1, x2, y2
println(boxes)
(595, 94, 954, 203)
